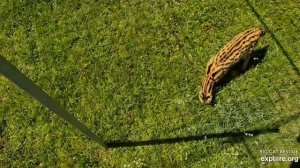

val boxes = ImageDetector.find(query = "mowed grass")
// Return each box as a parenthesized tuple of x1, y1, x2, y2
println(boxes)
(0, 0, 300, 167)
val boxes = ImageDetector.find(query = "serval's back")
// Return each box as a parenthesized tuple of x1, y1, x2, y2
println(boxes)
(200, 28, 266, 104)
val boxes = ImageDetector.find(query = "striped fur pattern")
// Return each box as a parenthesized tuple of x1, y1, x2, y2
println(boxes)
(200, 28, 266, 104)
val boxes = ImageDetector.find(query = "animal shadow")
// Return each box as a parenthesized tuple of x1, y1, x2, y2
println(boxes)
(212, 45, 269, 104)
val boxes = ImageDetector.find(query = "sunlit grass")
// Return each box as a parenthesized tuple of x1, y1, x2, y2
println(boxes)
(0, 0, 299, 167)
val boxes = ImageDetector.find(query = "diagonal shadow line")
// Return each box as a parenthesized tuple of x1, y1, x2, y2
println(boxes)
(246, 2, 300, 157)
(0, 55, 106, 147)
(245, 0, 300, 78)
(0, 55, 280, 149)
(106, 128, 279, 148)
(1, 3, 297, 149)
(270, 107, 300, 129)
(242, 139, 260, 167)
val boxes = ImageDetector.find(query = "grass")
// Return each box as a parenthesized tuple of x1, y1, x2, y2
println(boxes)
(0, 0, 300, 167)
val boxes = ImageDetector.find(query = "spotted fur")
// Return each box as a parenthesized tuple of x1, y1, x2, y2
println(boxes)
(200, 28, 265, 104)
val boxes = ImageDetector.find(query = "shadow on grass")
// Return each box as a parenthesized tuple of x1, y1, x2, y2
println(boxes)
(290, 162, 300, 168)
(290, 133, 300, 167)
(242, 140, 260, 167)
(211, 45, 269, 104)
(245, 2, 300, 166)
(0, 120, 7, 138)
(0, 55, 106, 147)
(0, 119, 7, 150)
(245, 0, 300, 78)
(218, 45, 268, 84)
(273, 111, 300, 128)
(106, 128, 279, 148)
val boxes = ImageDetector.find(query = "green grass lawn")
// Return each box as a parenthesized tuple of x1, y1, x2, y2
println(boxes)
(1, 0, 300, 167)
